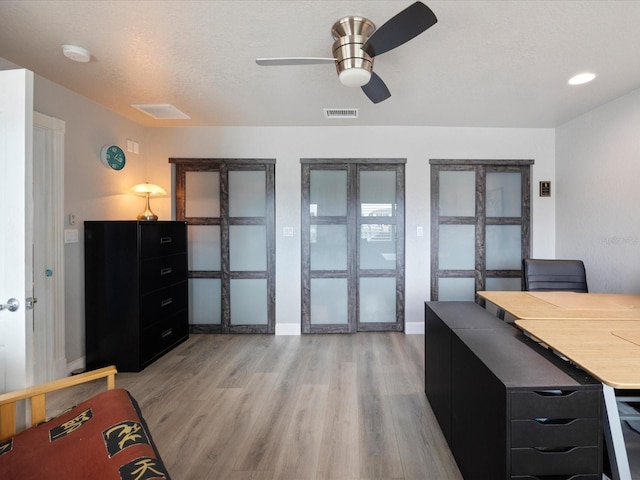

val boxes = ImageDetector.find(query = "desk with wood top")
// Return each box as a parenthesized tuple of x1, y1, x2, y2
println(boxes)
(477, 291, 640, 480)
(478, 290, 640, 321)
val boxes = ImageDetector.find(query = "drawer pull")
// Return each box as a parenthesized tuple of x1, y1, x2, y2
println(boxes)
(533, 417, 576, 425)
(161, 328, 173, 339)
(161, 298, 173, 307)
(533, 446, 575, 453)
(160, 236, 173, 244)
(533, 389, 576, 397)
(160, 267, 173, 276)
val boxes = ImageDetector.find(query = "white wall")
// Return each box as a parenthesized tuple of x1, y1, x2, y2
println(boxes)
(36, 82, 150, 366)
(2, 57, 557, 364)
(556, 87, 640, 293)
(147, 126, 556, 334)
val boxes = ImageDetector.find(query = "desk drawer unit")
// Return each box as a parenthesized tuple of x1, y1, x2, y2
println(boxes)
(85, 221, 189, 372)
(510, 389, 601, 478)
(425, 302, 602, 480)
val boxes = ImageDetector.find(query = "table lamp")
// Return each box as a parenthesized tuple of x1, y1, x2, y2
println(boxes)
(129, 182, 166, 221)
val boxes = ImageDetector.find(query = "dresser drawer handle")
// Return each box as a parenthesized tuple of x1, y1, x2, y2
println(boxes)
(161, 328, 173, 339)
(160, 236, 173, 244)
(161, 298, 173, 307)
(160, 267, 173, 276)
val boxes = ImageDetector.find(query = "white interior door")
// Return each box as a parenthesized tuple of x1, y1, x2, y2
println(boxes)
(0, 68, 34, 394)
(33, 112, 66, 384)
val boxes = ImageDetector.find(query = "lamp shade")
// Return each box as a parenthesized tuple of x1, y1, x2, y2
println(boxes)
(129, 183, 166, 196)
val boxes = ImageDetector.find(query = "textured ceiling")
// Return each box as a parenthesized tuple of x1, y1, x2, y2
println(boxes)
(1, 0, 640, 128)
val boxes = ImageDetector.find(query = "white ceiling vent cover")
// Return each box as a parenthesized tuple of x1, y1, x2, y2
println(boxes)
(324, 108, 359, 119)
(131, 103, 190, 120)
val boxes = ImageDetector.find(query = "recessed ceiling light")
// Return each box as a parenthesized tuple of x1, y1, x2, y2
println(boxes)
(568, 72, 596, 85)
(61, 44, 91, 63)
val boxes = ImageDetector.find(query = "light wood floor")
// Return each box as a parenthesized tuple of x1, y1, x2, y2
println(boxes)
(48, 333, 462, 480)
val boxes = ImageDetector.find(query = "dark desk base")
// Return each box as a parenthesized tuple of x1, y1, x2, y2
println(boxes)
(425, 301, 603, 480)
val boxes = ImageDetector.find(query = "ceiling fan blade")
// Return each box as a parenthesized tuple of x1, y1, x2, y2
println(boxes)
(361, 71, 391, 104)
(361, 2, 437, 58)
(256, 57, 336, 66)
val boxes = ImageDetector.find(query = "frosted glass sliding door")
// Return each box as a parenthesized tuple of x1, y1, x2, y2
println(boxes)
(171, 158, 276, 333)
(430, 161, 531, 302)
(302, 159, 405, 333)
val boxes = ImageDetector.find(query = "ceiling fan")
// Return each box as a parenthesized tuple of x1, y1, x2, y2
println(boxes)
(256, 2, 437, 104)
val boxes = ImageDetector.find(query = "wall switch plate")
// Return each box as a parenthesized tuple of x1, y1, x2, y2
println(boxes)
(283, 227, 294, 237)
(417, 226, 424, 237)
(126, 139, 140, 154)
(539, 181, 551, 197)
(64, 229, 79, 244)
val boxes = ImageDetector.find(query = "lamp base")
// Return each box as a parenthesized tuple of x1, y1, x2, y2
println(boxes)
(137, 208, 158, 221)
(137, 193, 159, 221)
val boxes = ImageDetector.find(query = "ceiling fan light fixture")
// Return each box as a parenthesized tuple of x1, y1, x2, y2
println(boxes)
(339, 68, 371, 87)
(255, 2, 437, 103)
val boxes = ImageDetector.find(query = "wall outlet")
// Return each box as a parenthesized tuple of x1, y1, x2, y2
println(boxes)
(283, 227, 294, 237)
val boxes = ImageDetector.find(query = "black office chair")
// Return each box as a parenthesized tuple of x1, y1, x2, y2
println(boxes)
(496, 258, 588, 321)
(521, 258, 588, 292)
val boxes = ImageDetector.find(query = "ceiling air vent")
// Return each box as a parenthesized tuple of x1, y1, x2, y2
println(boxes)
(324, 108, 359, 119)
(131, 103, 190, 120)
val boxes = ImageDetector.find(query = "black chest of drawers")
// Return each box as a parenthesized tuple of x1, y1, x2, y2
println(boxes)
(84, 221, 189, 372)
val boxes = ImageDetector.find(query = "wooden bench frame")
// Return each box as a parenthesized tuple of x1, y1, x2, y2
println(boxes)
(0, 365, 116, 441)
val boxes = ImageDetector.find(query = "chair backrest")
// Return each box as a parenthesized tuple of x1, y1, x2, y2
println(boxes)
(522, 258, 588, 292)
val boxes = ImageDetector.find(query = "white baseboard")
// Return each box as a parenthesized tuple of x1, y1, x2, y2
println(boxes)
(276, 323, 422, 335)
(405, 322, 424, 334)
(276, 323, 301, 336)
(66, 357, 85, 375)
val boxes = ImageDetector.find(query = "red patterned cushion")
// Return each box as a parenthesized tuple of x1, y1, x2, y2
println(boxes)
(0, 389, 170, 480)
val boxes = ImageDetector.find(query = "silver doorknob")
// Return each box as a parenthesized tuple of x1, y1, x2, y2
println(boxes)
(0, 298, 19, 312)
